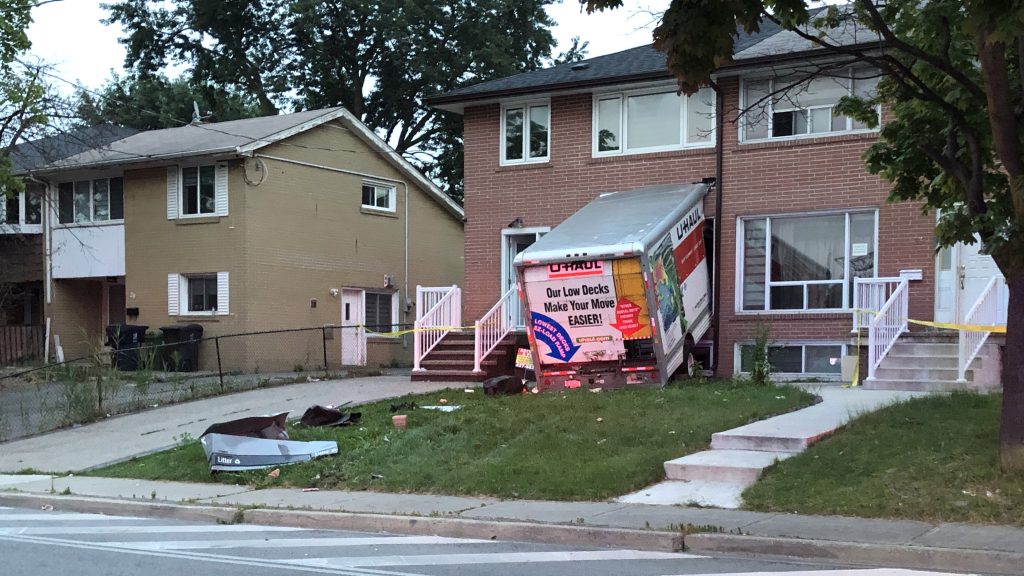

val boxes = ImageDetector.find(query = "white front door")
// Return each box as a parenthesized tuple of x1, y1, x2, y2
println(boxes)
(341, 289, 366, 366)
(936, 238, 1008, 324)
(934, 245, 956, 324)
(501, 227, 548, 329)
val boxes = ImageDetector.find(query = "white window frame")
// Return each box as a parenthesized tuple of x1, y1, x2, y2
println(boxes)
(169, 272, 229, 317)
(0, 187, 43, 233)
(364, 290, 400, 338)
(361, 180, 397, 213)
(740, 68, 882, 143)
(56, 177, 124, 226)
(736, 209, 879, 314)
(499, 100, 551, 166)
(734, 341, 848, 379)
(178, 164, 218, 218)
(591, 85, 716, 157)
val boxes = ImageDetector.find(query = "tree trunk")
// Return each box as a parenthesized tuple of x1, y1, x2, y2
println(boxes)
(1001, 273, 1024, 472)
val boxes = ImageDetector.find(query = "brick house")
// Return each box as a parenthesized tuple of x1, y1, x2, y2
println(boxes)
(28, 108, 464, 370)
(421, 25, 1006, 386)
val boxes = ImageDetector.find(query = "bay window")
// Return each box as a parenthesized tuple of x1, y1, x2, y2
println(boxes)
(739, 211, 877, 311)
(501, 101, 550, 164)
(593, 86, 715, 155)
(742, 67, 880, 141)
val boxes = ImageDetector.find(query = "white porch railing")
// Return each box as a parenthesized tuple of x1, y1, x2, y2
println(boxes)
(473, 285, 517, 373)
(853, 277, 905, 331)
(413, 285, 461, 371)
(867, 278, 909, 380)
(958, 276, 1004, 381)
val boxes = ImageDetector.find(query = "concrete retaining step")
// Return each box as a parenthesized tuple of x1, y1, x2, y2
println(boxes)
(888, 343, 958, 356)
(410, 369, 486, 382)
(663, 450, 794, 484)
(873, 367, 972, 382)
(862, 378, 983, 392)
(882, 354, 964, 369)
(616, 480, 747, 509)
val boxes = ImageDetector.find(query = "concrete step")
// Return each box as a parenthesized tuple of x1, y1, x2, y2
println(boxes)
(420, 358, 499, 369)
(410, 369, 486, 383)
(710, 432, 808, 453)
(889, 342, 958, 356)
(616, 479, 747, 509)
(873, 366, 973, 382)
(883, 354, 967, 369)
(862, 378, 976, 392)
(663, 450, 794, 485)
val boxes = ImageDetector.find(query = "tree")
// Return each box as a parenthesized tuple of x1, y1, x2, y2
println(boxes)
(76, 73, 262, 130)
(584, 0, 1024, 471)
(1, 0, 42, 195)
(104, 0, 561, 201)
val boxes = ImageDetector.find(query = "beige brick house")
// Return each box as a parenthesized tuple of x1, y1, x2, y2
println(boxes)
(33, 108, 464, 371)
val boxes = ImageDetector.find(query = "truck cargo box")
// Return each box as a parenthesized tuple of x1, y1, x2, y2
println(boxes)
(514, 182, 712, 390)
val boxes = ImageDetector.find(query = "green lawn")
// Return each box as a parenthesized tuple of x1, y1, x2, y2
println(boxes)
(91, 381, 813, 501)
(743, 392, 1024, 525)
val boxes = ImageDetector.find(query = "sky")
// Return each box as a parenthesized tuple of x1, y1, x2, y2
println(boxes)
(26, 0, 671, 94)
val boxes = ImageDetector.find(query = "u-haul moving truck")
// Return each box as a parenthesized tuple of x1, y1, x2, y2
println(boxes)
(514, 182, 712, 389)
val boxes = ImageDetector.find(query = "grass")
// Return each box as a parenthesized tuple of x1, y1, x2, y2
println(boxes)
(90, 380, 813, 501)
(743, 392, 1024, 526)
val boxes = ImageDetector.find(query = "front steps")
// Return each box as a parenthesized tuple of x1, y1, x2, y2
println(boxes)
(411, 332, 517, 382)
(864, 332, 1002, 393)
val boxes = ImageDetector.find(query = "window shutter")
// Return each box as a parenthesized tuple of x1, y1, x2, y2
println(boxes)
(167, 273, 179, 315)
(216, 271, 229, 315)
(166, 166, 178, 219)
(215, 162, 229, 217)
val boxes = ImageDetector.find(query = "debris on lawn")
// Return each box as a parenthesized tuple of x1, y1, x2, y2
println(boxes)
(483, 375, 526, 396)
(422, 405, 461, 412)
(596, 417, 604, 423)
(390, 402, 417, 412)
(302, 487, 319, 492)
(438, 398, 448, 404)
(392, 414, 408, 428)
(299, 404, 362, 427)
(267, 468, 280, 478)
(464, 388, 475, 393)
(589, 387, 603, 393)
(200, 412, 338, 473)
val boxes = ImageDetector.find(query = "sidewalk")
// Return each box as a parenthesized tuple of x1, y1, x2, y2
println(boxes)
(0, 374, 455, 472)
(0, 474, 1021, 575)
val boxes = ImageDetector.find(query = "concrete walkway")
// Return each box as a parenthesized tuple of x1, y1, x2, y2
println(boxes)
(0, 375, 457, 473)
(617, 387, 926, 508)
(1, 474, 1021, 575)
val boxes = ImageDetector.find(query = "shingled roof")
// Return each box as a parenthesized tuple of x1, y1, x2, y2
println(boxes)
(9, 124, 138, 175)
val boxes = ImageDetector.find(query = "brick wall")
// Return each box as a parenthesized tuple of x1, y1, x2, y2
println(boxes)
(461, 77, 936, 377)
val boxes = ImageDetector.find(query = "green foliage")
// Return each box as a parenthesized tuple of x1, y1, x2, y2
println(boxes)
(104, 0, 566, 202)
(0, 0, 33, 70)
(91, 382, 814, 500)
(746, 321, 772, 387)
(76, 74, 262, 130)
(744, 393, 1024, 525)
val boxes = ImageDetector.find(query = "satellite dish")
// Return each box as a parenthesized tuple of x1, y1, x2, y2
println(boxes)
(243, 157, 267, 186)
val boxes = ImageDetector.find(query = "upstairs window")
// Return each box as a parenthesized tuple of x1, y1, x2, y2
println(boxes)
(57, 177, 124, 224)
(1, 187, 38, 228)
(181, 165, 216, 215)
(501, 101, 549, 165)
(593, 87, 715, 156)
(361, 182, 396, 212)
(742, 67, 881, 141)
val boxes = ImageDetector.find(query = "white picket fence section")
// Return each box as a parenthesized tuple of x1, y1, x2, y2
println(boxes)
(473, 285, 517, 373)
(412, 285, 461, 371)
(867, 278, 909, 380)
(958, 275, 1004, 382)
(852, 276, 905, 331)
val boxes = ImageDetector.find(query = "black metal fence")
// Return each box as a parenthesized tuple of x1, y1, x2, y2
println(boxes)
(0, 324, 408, 443)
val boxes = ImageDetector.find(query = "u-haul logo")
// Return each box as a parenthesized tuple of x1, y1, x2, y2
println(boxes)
(547, 261, 604, 279)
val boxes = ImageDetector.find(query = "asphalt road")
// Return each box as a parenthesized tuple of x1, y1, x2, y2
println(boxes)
(0, 505, 979, 576)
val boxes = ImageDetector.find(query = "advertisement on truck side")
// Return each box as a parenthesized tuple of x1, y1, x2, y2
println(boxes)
(524, 258, 651, 366)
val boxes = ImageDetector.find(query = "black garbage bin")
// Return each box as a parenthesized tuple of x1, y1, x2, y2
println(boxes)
(106, 324, 148, 371)
(160, 324, 204, 372)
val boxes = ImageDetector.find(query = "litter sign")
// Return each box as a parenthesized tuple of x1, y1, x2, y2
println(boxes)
(515, 347, 535, 370)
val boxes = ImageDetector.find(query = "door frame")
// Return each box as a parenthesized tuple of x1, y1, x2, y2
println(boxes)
(500, 226, 549, 329)
(340, 288, 367, 366)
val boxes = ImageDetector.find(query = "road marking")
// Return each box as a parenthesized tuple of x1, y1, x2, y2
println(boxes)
(660, 571, 969, 576)
(0, 513, 149, 521)
(106, 535, 497, 550)
(289, 549, 703, 568)
(0, 524, 305, 535)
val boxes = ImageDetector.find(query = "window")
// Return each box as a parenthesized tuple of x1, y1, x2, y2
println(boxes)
(501, 101, 550, 164)
(739, 343, 844, 375)
(57, 177, 124, 224)
(739, 211, 876, 311)
(364, 291, 396, 332)
(168, 272, 229, 316)
(361, 182, 396, 212)
(742, 67, 881, 141)
(181, 165, 216, 215)
(593, 87, 715, 156)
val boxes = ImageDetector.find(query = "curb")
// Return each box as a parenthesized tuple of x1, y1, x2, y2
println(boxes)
(0, 493, 683, 552)
(686, 533, 1024, 576)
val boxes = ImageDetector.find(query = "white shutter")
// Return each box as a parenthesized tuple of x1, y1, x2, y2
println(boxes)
(167, 273, 180, 315)
(166, 166, 178, 219)
(215, 162, 229, 217)
(216, 271, 229, 315)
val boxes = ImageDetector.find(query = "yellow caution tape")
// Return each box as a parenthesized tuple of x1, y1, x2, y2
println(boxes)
(357, 324, 479, 338)
(852, 309, 1006, 334)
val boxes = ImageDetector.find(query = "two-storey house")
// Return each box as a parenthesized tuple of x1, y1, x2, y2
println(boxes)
(421, 24, 1006, 387)
(32, 108, 464, 371)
